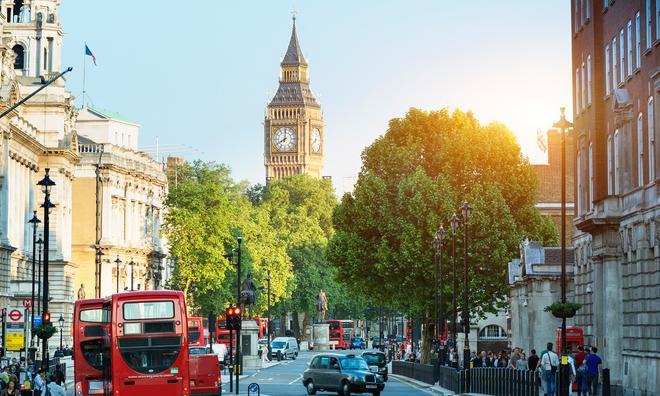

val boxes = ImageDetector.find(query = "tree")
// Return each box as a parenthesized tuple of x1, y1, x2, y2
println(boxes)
(328, 108, 558, 362)
(164, 161, 292, 316)
(256, 175, 342, 336)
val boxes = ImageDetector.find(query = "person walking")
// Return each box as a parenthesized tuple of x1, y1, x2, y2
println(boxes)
(0, 379, 17, 396)
(527, 349, 540, 371)
(46, 374, 67, 396)
(585, 347, 602, 396)
(539, 342, 559, 396)
(32, 369, 46, 396)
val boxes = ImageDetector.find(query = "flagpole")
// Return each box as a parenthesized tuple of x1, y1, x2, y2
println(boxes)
(82, 44, 86, 108)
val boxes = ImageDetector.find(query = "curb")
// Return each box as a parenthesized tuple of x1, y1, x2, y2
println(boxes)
(389, 373, 455, 395)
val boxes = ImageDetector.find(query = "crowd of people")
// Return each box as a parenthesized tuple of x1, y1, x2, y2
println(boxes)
(0, 358, 68, 396)
(430, 342, 602, 396)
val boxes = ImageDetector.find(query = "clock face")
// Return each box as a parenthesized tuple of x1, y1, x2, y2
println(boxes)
(273, 127, 297, 151)
(311, 128, 321, 153)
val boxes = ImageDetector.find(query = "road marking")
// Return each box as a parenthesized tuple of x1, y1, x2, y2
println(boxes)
(288, 374, 302, 385)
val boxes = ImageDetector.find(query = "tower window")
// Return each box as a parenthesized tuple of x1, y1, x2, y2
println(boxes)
(12, 0, 23, 22)
(44, 48, 47, 71)
(12, 45, 24, 69)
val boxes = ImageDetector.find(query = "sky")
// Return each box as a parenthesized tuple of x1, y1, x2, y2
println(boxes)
(60, 1, 572, 194)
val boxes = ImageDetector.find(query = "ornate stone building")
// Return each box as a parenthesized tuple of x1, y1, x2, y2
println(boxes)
(0, 0, 169, 352)
(73, 107, 168, 299)
(0, 0, 79, 350)
(264, 17, 324, 180)
(571, 0, 659, 393)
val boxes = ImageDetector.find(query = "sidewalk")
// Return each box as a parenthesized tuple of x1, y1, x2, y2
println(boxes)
(389, 373, 455, 395)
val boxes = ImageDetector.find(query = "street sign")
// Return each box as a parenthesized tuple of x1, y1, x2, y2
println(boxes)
(23, 299, 31, 309)
(33, 315, 42, 328)
(5, 308, 25, 351)
(7, 309, 22, 322)
(248, 382, 260, 395)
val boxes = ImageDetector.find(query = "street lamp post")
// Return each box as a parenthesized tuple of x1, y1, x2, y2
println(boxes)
(266, 270, 271, 359)
(129, 258, 135, 291)
(432, 226, 446, 366)
(460, 202, 472, 371)
(37, 168, 55, 370)
(95, 248, 104, 295)
(28, 211, 40, 346)
(449, 214, 459, 368)
(553, 107, 573, 396)
(235, 236, 242, 394)
(36, 236, 43, 319)
(58, 314, 64, 350)
(115, 256, 122, 293)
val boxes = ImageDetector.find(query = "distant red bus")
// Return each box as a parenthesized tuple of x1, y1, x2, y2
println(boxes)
(556, 326, 584, 354)
(326, 320, 354, 349)
(187, 317, 205, 347)
(73, 298, 105, 396)
(102, 291, 190, 396)
(214, 317, 235, 348)
(255, 317, 268, 339)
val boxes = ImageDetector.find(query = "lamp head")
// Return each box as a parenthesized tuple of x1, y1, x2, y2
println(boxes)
(450, 214, 459, 231)
(114, 256, 122, 264)
(28, 211, 41, 225)
(461, 201, 472, 219)
(58, 314, 64, 324)
(37, 168, 56, 194)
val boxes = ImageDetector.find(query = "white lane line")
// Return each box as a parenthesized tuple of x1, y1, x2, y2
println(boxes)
(288, 374, 303, 385)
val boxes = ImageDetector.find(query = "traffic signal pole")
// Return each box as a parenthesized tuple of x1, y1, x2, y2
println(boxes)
(236, 237, 242, 395)
(228, 327, 233, 393)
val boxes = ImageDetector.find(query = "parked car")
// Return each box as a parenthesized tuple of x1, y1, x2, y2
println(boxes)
(271, 337, 299, 360)
(303, 353, 385, 396)
(361, 351, 388, 381)
(350, 337, 366, 349)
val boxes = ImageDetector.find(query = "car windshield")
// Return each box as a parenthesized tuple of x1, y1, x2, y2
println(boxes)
(362, 353, 386, 364)
(341, 357, 369, 370)
(272, 341, 286, 348)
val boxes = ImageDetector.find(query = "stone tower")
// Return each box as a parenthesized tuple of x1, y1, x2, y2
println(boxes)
(264, 16, 324, 180)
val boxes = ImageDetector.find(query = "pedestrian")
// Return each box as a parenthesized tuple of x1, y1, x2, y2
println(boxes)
(527, 349, 540, 371)
(7, 360, 18, 377)
(53, 363, 66, 389)
(0, 379, 17, 396)
(540, 342, 559, 396)
(32, 369, 46, 396)
(487, 351, 495, 367)
(0, 367, 9, 389)
(576, 357, 589, 396)
(478, 351, 490, 367)
(508, 347, 525, 370)
(565, 347, 577, 391)
(46, 374, 66, 396)
(494, 351, 508, 368)
(585, 347, 602, 395)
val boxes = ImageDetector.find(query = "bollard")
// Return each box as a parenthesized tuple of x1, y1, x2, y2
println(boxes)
(602, 368, 610, 396)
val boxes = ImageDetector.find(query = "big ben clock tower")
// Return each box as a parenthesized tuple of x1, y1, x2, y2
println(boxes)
(264, 16, 324, 180)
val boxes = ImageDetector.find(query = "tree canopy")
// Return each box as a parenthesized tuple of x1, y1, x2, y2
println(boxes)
(163, 161, 292, 316)
(328, 108, 557, 324)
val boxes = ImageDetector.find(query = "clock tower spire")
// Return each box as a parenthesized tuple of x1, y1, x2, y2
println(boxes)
(264, 16, 324, 181)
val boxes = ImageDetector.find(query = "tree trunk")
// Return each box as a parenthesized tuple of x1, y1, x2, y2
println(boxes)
(420, 318, 434, 364)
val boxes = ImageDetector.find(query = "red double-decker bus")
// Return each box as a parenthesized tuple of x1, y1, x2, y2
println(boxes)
(325, 319, 354, 349)
(101, 291, 190, 395)
(73, 298, 105, 396)
(187, 317, 206, 347)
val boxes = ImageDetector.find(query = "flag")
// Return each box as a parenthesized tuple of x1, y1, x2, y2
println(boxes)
(85, 44, 97, 65)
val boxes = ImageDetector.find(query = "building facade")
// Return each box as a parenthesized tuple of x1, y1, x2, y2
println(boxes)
(508, 241, 575, 357)
(0, 0, 169, 353)
(571, 1, 659, 393)
(264, 17, 324, 181)
(533, 129, 575, 244)
(73, 107, 168, 299)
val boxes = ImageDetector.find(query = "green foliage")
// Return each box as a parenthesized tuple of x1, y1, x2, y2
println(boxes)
(164, 161, 292, 316)
(34, 323, 57, 340)
(329, 108, 558, 322)
(545, 301, 582, 318)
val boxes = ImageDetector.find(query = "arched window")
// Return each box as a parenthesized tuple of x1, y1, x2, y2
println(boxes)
(478, 325, 506, 340)
(12, 45, 24, 69)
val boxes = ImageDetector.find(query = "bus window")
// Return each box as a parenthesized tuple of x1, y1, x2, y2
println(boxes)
(123, 301, 174, 320)
(80, 309, 103, 323)
(118, 336, 182, 374)
(81, 339, 104, 370)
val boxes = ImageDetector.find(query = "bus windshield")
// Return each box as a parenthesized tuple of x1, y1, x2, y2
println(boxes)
(119, 336, 182, 374)
(327, 322, 340, 330)
(81, 339, 104, 370)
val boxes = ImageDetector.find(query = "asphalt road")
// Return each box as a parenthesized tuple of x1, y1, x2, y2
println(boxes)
(234, 349, 432, 396)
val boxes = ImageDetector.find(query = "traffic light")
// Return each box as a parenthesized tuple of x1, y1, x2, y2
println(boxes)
(225, 306, 235, 330)
(233, 307, 241, 331)
(44, 312, 51, 325)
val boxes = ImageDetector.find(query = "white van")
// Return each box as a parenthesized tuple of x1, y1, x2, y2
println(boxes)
(271, 337, 299, 360)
